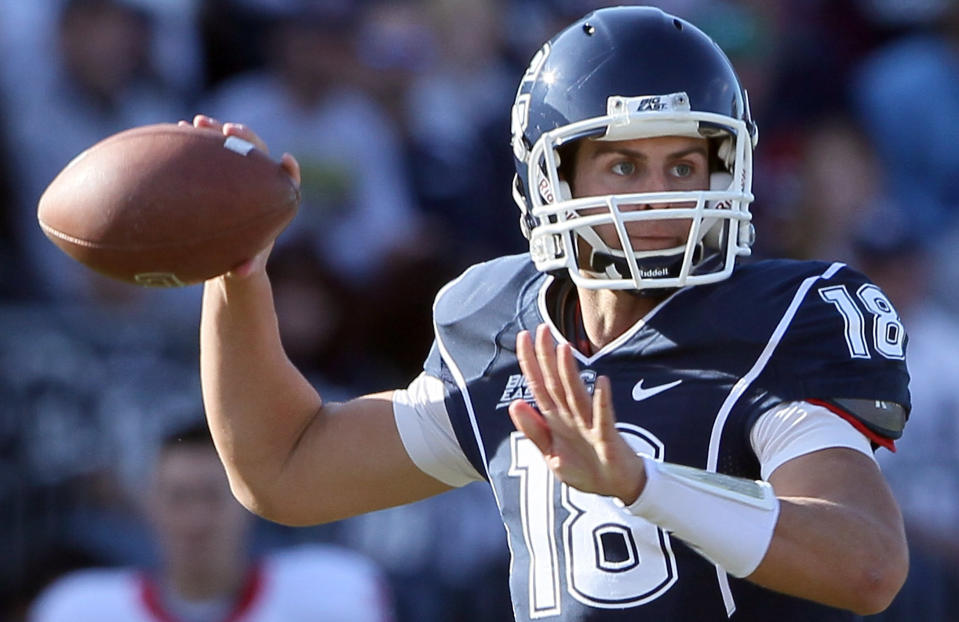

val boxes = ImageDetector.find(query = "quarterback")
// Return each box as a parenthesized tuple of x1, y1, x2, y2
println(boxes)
(198, 6, 910, 620)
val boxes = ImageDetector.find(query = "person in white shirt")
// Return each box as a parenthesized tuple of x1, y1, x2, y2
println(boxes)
(29, 421, 393, 622)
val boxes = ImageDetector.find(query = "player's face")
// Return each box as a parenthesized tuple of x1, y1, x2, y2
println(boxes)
(570, 135, 710, 252)
(148, 446, 251, 572)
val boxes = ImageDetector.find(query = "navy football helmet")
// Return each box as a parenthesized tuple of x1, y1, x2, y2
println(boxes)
(510, 6, 758, 291)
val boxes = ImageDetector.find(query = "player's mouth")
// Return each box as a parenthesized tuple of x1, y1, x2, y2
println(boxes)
(627, 227, 689, 250)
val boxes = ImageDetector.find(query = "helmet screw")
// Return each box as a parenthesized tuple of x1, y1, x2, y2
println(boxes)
(582, 22, 595, 35)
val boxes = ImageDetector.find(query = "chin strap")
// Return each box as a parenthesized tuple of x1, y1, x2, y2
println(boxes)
(587, 243, 704, 282)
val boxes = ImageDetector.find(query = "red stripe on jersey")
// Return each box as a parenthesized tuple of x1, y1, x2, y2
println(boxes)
(807, 398, 896, 452)
(225, 564, 264, 622)
(138, 573, 176, 622)
(138, 563, 264, 622)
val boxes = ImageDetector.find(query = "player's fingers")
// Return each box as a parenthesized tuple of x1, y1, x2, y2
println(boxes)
(516, 329, 557, 416)
(557, 343, 592, 429)
(534, 324, 571, 414)
(193, 113, 221, 129)
(280, 153, 302, 186)
(508, 399, 553, 455)
(535, 324, 582, 429)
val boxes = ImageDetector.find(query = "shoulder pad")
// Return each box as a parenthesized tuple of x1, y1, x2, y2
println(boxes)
(823, 398, 907, 440)
(430, 254, 540, 382)
(710, 260, 911, 422)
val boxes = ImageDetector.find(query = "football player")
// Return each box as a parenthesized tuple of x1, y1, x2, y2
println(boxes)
(197, 6, 910, 620)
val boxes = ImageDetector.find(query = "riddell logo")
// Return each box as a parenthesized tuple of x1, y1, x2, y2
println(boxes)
(639, 267, 670, 278)
(537, 176, 554, 203)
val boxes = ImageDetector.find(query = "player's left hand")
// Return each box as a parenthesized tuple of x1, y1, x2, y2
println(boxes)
(508, 324, 646, 504)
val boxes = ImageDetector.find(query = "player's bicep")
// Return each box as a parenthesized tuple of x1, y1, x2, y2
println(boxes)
(766, 447, 901, 532)
(271, 390, 451, 525)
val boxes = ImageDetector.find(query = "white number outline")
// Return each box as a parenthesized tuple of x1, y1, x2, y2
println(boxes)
(509, 432, 562, 618)
(508, 424, 677, 618)
(819, 285, 869, 358)
(857, 284, 905, 360)
(818, 284, 904, 360)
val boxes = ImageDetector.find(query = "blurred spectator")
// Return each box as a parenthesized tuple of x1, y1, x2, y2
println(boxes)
(203, 1, 421, 284)
(852, 1, 959, 238)
(266, 240, 377, 391)
(353, 1, 435, 122)
(851, 1, 959, 310)
(202, 2, 444, 386)
(756, 0, 884, 135)
(0, 302, 202, 617)
(753, 114, 885, 263)
(401, 0, 523, 265)
(122, 0, 207, 99)
(1, 0, 194, 313)
(852, 221, 959, 621)
(28, 421, 395, 622)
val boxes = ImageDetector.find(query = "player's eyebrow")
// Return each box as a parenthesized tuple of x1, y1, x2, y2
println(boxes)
(590, 144, 708, 161)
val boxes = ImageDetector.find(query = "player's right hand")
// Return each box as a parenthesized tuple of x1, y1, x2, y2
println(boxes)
(182, 114, 301, 281)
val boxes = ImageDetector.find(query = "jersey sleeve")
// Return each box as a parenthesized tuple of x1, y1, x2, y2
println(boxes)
(757, 263, 911, 444)
(418, 255, 542, 480)
(392, 372, 485, 487)
(750, 401, 876, 480)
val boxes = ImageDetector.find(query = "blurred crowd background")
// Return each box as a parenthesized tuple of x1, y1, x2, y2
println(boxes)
(0, 0, 957, 620)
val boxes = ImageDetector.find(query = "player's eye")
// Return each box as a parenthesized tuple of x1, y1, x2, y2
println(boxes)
(670, 163, 694, 178)
(610, 161, 636, 176)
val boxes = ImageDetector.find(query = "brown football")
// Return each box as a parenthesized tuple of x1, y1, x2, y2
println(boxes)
(37, 123, 300, 286)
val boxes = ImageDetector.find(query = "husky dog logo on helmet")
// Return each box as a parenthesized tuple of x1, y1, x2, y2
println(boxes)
(511, 43, 550, 163)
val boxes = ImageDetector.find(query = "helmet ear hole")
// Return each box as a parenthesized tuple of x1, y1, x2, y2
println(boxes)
(709, 171, 732, 191)
(703, 172, 733, 249)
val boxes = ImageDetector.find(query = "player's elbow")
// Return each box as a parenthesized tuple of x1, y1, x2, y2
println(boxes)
(225, 471, 334, 527)
(226, 478, 299, 525)
(225, 474, 274, 518)
(846, 539, 909, 615)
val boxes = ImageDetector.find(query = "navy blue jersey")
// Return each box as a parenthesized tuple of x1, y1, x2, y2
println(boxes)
(424, 254, 910, 621)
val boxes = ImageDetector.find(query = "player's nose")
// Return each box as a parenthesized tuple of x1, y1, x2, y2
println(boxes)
(624, 170, 671, 211)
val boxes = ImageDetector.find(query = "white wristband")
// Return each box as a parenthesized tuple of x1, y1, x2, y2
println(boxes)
(623, 455, 780, 578)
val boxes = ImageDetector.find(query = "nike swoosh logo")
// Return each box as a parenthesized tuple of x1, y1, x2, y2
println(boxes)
(632, 379, 682, 401)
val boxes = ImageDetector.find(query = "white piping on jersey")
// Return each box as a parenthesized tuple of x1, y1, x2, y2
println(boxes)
(432, 261, 516, 597)
(536, 275, 684, 366)
(707, 261, 845, 617)
(431, 261, 496, 483)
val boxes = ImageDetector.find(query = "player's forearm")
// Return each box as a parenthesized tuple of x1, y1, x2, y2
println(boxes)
(749, 496, 908, 615)
(200, 272, 322, 512)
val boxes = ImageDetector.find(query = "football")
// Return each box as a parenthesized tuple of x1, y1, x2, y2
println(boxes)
(37, 123, 300, 286)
